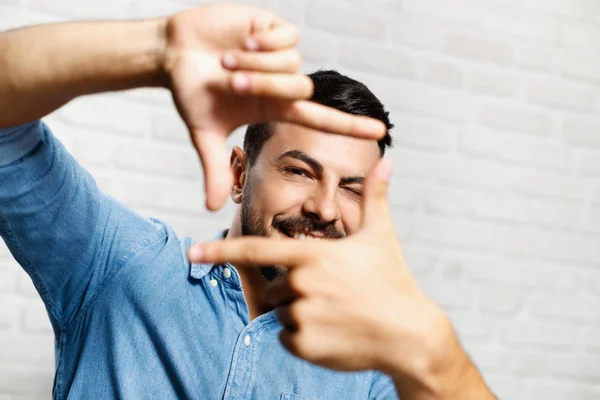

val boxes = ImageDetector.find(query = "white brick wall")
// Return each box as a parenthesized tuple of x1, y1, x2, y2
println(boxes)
(1, 0, 600, 398)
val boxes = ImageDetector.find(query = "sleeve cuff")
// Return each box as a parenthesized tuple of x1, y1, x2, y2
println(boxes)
(0, 121, 44, 166)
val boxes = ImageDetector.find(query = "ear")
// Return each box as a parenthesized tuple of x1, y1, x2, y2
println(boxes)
(230, 146, 248, 204)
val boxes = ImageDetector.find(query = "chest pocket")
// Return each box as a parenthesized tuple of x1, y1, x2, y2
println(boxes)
(280, 394, 318, 400)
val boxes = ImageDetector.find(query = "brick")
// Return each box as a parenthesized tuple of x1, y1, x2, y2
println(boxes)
(585, 328, 600, 353)
(422, 62, 464, 89)
(522, 0, 597, 18)
(559, 22, 600, 48)
(420, 280, 474, 311)
(469, 347, 549, 377)
(540, 265, 582, 293)
(307, 2, 386, 39)
(460, 128, 567, 170)
(561, 49, 600, 83)
(544, 232, 600, 264)
(460, 256, 540, 288)
(260, 0, 307, 24)
(151, 109, 192, 144)
(515, 42, 558, 73)
(402, 244, 439, 277)
(387, 178, 421, 210)
(0, 5, 63, 30)
(400, 0, 483, 24)
(17, 273, 40, 300)
(562, 117, 600, 146)
(501, 323, 581, 351)
(0, 364, 54, 398)
(391, 82, 473, 122)
(478, 103, 553, 136)
(549, 355, 600, 382)
(413, 216, 494, 250)
(126, 0, 189, 19)
(481, 10, 557, 42)
(390, 15, 445, 50)
(534, 202, 580, 230)
(579, 152, 600, 176)
(338, 41, 417, 78)
(391, 114, 455, 151)
(468, 68, 519, 98)
(479, 286, 529, 316)
(443, 35, 513, 65)
(27, 0, 130, 18)
(56, 95, 151, 137)
(524, 381, 600, 400)
(0, 295, 21, 331)
(483, 374, 523, 400)
(21, 305, 53, 334)
(514, 170, 589, 203)
(115, 142, 200, 179)
(0, 331, 54, 362)
(450, 316, 496, 344)
(530, 292, 600, 324)
(298, 28, 337, 65)
(72, 130, 119, 167)
(525, 79, 598, 111)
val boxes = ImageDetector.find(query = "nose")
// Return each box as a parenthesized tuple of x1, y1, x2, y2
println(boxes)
(301, 186, 340, 225)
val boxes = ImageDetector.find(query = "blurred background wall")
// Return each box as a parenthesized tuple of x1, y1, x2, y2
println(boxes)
(1, 0, 600, 399)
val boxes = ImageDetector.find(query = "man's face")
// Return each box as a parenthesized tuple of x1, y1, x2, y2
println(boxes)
(239, 122, 381, 280)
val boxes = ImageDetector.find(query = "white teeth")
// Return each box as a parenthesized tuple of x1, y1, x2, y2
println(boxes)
(293, 232, 300, 239)
(299, 232, 306, 240)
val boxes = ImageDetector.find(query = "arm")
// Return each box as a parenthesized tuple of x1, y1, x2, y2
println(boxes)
(385, 310, 496, 400)
(0, 19, 167, 128)
(187, 159, 497, 399)
(0, 4, 386, 210)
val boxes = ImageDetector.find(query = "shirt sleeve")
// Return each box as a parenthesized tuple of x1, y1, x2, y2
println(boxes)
(369, 371, 400, 400)
(0, 121, 163, 332)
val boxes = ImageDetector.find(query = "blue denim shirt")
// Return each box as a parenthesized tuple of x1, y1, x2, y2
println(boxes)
(0, 121, 398, 399)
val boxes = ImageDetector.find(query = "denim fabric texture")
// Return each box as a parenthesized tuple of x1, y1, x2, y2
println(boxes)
(0, 121, 398, 399)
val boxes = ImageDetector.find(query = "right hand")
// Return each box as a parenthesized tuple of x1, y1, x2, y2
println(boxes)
(162, 3, 386, 211)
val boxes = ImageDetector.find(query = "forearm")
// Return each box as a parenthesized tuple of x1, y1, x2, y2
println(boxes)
(0, 18, 168, 128)
(385, 313, 496, 400)
(392, 349, 496, 400)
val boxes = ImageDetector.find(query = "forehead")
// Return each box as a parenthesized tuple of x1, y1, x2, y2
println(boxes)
(258, 122, 381, 175)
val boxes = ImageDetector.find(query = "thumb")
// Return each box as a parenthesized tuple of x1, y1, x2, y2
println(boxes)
(192, 129, 233, 211)
(361, 158, 393, 230)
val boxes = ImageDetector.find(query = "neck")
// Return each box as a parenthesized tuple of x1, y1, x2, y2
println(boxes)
(226, 214, 274, 321)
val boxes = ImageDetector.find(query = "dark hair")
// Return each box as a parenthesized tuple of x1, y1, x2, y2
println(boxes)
(243, 70, 393, 166)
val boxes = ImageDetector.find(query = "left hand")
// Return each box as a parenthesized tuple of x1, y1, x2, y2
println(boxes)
(188, 159, 449, 376)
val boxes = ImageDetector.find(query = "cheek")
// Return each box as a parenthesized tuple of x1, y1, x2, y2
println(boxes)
(339, 199, 362, 234)
(250, 173, 310, 216)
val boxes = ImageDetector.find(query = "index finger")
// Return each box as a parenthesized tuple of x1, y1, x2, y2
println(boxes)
(269, 100, 387, 140)
(188, 237, 320, 266)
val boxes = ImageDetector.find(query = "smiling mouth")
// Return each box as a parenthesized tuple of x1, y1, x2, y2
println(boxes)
(278, 226, 323, 240)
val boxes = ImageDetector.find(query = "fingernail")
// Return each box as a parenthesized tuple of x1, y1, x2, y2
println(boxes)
(222, 54, 237, 69)
(188, 245, 204, 261)
(245, 37, 259, 51)
(379, 158, 393, 182)
(232, 73, 250, 92)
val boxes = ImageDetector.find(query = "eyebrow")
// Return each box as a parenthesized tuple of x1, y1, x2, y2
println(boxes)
(275, 150, 364, 185)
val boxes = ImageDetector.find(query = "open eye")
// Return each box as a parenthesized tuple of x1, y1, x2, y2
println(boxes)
(284, 167, 308, 177)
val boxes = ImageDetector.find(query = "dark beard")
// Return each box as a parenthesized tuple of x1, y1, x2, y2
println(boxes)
(240, 180, 343, 282)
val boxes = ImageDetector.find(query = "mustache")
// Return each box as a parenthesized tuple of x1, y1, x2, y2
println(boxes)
(271, 215, 344, 239)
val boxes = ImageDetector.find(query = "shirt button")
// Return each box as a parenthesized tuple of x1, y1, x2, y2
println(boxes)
(243, 334, 251, 347)
(209, 279, 218, 287)
(223, 267, 232, 279)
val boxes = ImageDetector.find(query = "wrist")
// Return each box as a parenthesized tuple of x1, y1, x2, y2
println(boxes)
(381, 306, 493, 400)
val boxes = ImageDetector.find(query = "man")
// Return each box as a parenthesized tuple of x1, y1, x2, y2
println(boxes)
(188, 71, 495, 399)
(0, 3, 495, 399)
